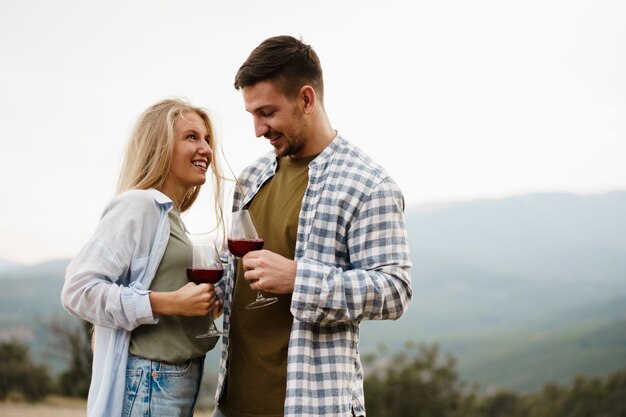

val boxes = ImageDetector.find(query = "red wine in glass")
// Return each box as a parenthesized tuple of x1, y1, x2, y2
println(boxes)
(228, 210, 277, 309)
(227, 238, 264, 257)
(187, 234, 226, 338)
(187, 267, 224, 284)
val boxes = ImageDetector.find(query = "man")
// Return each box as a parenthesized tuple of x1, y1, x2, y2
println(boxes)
(213, 35, 413, 417)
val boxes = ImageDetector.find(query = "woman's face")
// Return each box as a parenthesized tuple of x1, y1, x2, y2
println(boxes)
(161, 111, 212, 203)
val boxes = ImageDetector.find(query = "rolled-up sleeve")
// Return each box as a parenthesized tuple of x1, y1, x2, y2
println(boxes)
(291, 175, 412, 325)
(61, 192, 163, 331)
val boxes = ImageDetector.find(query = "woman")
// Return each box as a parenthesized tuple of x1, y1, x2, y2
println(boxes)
(61, 98, 225, 417)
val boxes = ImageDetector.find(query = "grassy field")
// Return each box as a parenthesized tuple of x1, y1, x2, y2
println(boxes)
(0, 396, 214, 417)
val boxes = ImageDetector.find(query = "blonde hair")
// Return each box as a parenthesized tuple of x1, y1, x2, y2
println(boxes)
(117, 98, 225, 220)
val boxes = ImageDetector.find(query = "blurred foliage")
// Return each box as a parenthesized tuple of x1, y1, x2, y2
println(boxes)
(2, 332, 625, 416)
(48, 319, 93, 397)
(364, 342, 478, 417)
(0, 339, 54, 401)
(0, 318, 92, 401)
(364, 342, 626, 417)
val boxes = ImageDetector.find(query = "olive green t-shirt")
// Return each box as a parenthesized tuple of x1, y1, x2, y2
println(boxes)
(221, 155, 315, 417)
(129, 208, 218, 363)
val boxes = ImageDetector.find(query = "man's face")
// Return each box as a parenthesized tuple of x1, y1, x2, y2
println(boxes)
(242, 80, 308, 158)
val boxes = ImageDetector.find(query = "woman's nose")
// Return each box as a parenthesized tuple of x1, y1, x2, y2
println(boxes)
(200, 139, 212, 156)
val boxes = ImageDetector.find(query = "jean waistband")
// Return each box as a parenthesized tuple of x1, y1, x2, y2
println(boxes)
(127, 353, 205, 366)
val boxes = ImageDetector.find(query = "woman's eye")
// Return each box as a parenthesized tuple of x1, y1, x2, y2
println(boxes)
(186, 134, 197, 140)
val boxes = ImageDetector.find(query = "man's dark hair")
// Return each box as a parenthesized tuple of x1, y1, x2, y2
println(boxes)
(234, 35, 324, 102)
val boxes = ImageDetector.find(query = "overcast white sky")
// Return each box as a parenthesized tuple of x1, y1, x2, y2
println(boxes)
(1, 0, 625, 265)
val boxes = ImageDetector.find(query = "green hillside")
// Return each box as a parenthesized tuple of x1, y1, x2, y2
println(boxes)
(361, 295, 626, 393)
(455, 319, 626, 393)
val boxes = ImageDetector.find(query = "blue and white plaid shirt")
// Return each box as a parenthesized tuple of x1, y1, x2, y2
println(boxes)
(215, 134, 413, 416)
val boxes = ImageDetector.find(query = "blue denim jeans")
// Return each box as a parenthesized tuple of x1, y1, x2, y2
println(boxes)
(123, 354, 205, 417)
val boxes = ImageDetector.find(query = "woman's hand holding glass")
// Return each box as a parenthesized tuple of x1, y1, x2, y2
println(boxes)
(186, 233, 226, 338)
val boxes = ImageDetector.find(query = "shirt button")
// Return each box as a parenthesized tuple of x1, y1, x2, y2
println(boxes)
(151, 371, 158, 378)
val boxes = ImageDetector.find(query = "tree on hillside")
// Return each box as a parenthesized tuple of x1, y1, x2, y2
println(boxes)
(524, 371, 626, 417)
(0, 339, 53, 401)
(364, 342, 478, 417)
(363, 341, 626, 417)
(48, 318, 93, 397)
(476, 391, 528, 417)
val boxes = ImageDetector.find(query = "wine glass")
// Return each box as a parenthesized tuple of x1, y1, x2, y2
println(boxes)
(227, 210, 278, 309)
(186, 233, 226, 337)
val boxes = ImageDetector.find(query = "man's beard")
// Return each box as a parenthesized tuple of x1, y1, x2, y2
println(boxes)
(275, 133, 305, 157)
(274, 110, 308, 158)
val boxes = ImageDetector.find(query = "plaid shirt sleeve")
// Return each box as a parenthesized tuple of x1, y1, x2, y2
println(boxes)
(290, 138, 412, 326)
(291, 178, 412, 325)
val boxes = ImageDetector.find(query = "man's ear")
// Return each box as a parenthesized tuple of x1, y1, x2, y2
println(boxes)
(299, 85, 316, 115)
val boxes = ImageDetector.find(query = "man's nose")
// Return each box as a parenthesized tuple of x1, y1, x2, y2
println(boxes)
(254, 118, 269, 138)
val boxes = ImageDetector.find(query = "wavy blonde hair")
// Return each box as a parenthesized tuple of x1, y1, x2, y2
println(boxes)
(117, 98, 225, 220)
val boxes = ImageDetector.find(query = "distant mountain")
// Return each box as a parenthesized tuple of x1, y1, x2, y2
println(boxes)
(1, 190, 625, 392)
(0, 259, 68, 279)
(407, 190, 626, 336)
(456, 312, 626, 394)
(0, 260, 69, 319)
(0, 259, 22, 274)
(0, 260, 69, 369)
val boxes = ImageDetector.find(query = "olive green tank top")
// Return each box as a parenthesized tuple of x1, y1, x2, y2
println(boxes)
(221, 154, 315, 417)
(129, 208, 218, 363)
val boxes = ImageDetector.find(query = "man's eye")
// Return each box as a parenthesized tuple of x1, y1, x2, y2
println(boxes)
(260, 111, 274, 117)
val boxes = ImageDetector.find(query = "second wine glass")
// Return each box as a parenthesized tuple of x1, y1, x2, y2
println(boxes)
(186, 233, 227, 337)
(227, 210, 278, 309)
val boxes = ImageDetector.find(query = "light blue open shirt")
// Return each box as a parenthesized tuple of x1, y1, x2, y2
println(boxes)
(61, 189, 173, 417)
